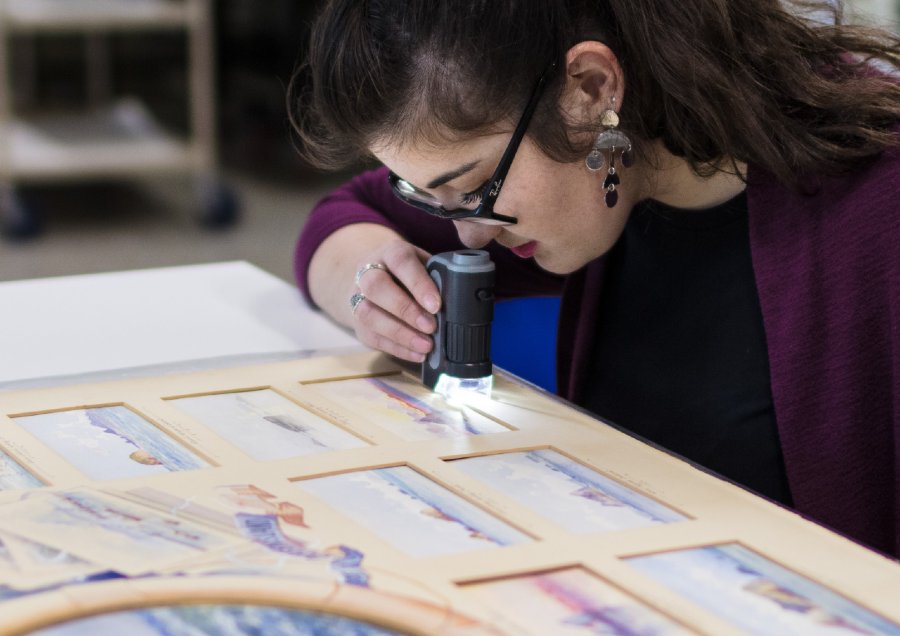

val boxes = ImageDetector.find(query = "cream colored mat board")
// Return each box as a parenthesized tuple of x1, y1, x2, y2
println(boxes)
(0, 352, 896, 636)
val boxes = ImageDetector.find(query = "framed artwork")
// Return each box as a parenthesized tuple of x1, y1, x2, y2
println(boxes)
(449, 449, 685, 533)
(0, 351, 896, 635)
(12, 406, 208, 480)
(625, 543, 900, 636)
(295, 466, 530, 557)
(167, 389, 367, 461)
(463, 567, 690, 635)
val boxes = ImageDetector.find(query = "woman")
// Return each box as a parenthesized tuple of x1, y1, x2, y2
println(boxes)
(288, 0, 900, 556)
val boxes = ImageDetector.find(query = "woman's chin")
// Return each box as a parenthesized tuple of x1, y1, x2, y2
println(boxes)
(533, 253, 579, 275)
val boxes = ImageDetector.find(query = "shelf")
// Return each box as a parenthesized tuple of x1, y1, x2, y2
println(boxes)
(3, 99, 198, 181)
(1, 0, 191, 32)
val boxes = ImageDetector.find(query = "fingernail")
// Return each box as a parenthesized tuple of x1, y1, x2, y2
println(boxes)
(424, 294, 440, 313)
(411, 353, 426, 363)
(417, 315, 434, 331)
(413, 335, 432, 353)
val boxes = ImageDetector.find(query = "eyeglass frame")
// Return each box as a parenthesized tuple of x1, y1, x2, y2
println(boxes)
(387, 62, 557, 226)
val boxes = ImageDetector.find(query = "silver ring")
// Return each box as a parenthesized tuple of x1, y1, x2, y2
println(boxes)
(355, 262, 388, 286)
(349, 292, 366, 313)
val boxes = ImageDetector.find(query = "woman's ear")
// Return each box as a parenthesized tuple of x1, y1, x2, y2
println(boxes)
(560, 41, 624, 126)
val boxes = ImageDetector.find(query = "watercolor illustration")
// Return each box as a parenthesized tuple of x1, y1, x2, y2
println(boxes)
(307, 376, 509, 440)
(0, 448, 42, 491)
(30, 604, 402, 636)
(627, 544, 900, 635)
(219, 484, 369, 587)
(169, 389, 366, 461)
(451, 449, 684, 533)
(0, 489, 238, 574)
(466, 568, 689, 635)
(128, 484, 371, 587)
(14, 407, 208, 480)
(296, 466, 530, 557)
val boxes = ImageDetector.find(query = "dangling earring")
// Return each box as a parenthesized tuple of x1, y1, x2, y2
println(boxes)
(585, 97, 633, 208)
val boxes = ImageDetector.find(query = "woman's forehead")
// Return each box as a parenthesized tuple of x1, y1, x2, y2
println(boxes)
(371, 132, 508, 183)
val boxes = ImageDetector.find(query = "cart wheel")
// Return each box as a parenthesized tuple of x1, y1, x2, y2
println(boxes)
(197, 181, 240, 229)
(1, 190, 42, 241)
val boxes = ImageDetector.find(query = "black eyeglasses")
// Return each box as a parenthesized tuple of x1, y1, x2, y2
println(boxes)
(388, 63, 556, 226)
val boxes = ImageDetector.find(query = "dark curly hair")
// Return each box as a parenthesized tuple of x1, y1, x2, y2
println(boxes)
(288, 0, 900, 188)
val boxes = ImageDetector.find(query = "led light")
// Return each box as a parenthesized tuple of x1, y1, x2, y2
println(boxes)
(433, 373, 493, 405)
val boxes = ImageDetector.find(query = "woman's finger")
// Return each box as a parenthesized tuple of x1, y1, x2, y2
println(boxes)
(353, 296, 433, 362)
(380, 242, 442, 316)
(355, 265, 435, 333)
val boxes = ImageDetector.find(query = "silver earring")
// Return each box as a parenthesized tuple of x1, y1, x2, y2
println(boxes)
(584, 98, 633, 208)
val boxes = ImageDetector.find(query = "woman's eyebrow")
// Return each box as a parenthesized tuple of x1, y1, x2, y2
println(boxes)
(426, 161, 481, 189)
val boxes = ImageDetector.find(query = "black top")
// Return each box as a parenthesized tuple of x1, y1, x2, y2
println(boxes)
(584, 191, 792, 505)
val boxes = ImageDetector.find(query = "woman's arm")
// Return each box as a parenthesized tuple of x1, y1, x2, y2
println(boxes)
(296, 166, 565, 361)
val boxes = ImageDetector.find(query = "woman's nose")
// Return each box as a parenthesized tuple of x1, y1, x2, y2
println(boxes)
(452, 220, 503, 248)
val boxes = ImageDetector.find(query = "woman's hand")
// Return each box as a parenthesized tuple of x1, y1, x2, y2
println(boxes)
(350, 238, 442, 362)
(308, 224, 441, 362)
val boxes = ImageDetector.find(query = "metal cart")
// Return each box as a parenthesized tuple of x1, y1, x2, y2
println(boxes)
(0, 0, 237, 238)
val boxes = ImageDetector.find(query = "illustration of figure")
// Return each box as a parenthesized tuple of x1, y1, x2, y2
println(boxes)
(217, 484, 309, 528)
(128, 449, 162, 466)
(563, 609, 646, 634)
(324, 545, 369, 587)
(420, 507, 492, 542)
(571, 486, 626, 507)
(233, 512, 320, 559)
(536, 576, 666, 635)
(218, 484, 370, 587)
(744, 579, 873, 634)
(262, 414, 328, 449)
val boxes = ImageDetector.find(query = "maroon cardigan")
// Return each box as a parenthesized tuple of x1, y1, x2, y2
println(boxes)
(295, 158, 899, 557)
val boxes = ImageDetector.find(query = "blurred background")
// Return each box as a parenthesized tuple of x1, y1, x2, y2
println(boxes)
(0, 0, 896, 286)
(0, 0, 352, 283)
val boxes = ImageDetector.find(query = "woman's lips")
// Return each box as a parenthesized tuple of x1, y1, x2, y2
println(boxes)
(510, 241, 538, 259)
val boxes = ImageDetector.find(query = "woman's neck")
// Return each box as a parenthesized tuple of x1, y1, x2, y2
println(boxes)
(635, 140, 747, 210)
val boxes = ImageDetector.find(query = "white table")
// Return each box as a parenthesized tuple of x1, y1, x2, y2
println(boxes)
(0, 261, 360, 391)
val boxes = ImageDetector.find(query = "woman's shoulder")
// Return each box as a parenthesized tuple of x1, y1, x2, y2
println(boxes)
(746, 141, 897, 289)
(748, 140, 899, 225)
(843, 135, 900, 198)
